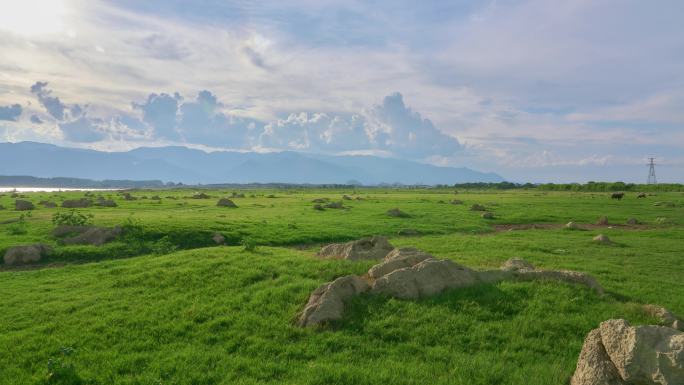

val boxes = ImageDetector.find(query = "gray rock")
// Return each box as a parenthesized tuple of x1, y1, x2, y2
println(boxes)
(53, 225, 122, 246)
(14, 200, 35, 211)
(4, 244, 52, 265)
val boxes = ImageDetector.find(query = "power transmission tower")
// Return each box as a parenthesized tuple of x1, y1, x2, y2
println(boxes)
(647, 158, 657, 184)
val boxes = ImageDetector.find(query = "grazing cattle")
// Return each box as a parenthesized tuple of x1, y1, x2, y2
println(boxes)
(637, 192, 646, 198)
(611, 192, 624, 200)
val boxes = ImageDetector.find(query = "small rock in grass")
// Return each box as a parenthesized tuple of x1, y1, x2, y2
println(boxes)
(593, 234, 611, 244)
(566, 221, 580, 230)
(386, 208, 409, 217)
(470, 204, 486, 211)
(4, 244, 52, 265)
(212, 233, 225, 245)
(626, 217, 639, 225)
(481, 212, 495, 219)
(313, 204, 325, 211)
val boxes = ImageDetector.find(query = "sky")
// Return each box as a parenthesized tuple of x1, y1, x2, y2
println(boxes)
(0, 0, 683, 183)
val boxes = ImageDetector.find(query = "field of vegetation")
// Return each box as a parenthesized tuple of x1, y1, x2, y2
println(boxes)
(0, 188, 682, 384)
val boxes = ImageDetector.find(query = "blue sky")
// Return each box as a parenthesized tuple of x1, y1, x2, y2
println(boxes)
(0, 0, 683, 182)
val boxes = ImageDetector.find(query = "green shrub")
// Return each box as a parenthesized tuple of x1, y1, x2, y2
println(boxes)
(52, 210, 93, 227)
(152, 235, 178, 255)
(241, 237, 259, 252)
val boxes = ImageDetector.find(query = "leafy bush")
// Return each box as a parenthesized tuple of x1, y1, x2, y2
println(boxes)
(152, 235, 178, 255)
(52, 210, 93, 227)
(241, 237, 259, 252)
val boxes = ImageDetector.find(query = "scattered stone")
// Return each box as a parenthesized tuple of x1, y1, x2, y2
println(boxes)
(62, 198, 92, 208)
(470, 204, 486, 211)
(313, 204, 325, 211)
(501, 258, 536, 272)
(566, 221, 580, 230)
(593, 234, 612, 244)
(216, 198, 238, 208)
(572, 319, 684, 385)
(53, 225, 122, 246)
(14, 200, 35, 211)
(643, 305, 683, 331)
(481, 212, 495, 219)
(325, 201, 344, 209)
(596, 216, 609, 225)
(212, 233, 225, 245)
(450, 199, 464, 205)
(297, 275, 369, 327)
(386, 208, 409, 217)
(4, 244, 52, 265)
(397, 228, 421, 236)
(192, 193, 211, 199)
(626, 217, 639, 225)
(655, 217, 672, 225)
(318, 236, 394, 261)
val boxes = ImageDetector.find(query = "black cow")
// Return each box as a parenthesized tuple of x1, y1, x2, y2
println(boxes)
(611, 192, 625, 200)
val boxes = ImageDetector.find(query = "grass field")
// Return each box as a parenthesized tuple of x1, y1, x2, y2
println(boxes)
(0, 188, 683, 384)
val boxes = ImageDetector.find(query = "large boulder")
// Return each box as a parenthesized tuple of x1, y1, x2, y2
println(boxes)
(53, 225, 122, 246)
(367, 248, 434, 279)
(62, 198, 92, 208)
(4, 244, 52, 265)
(318, 236, 394, 261)
(573, 319, 684, 385)
(571, 328, 626, 385)
(370, 259, 479, 299)
(15, 200, 35, 211)
(297, 275, 369, 327)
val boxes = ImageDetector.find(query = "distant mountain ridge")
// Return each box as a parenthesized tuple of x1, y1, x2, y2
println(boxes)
(0, 141, 503, 185)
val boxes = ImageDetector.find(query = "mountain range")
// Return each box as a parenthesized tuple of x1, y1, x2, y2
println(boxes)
(0, 142, 503, 185)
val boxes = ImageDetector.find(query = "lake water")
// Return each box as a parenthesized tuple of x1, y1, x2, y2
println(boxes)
(0, 187, 121, 193)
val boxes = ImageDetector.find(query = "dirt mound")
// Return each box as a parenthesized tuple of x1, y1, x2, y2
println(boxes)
(596, 216, 609, 225)
(626, 217, 639, 225)
(643, 305, 683, 331)
(342, 195, 352, 200)
(450, 199, 464, 205)
(566, 221, 580, 230)
(571, 319, 684, 385)
(312, 198, 329, 203)
(95, 198, 117, 207)
(121, 192, 137, 201)
(386, 208, 409, 217)
(53, 225, 122, 246)
(14, 200, 35, 211)
(4, 244, 52, 265)
(62, 199, 92, 208)
(192, 193, 211, 199)
(318, 236, 394, 260)
(216, 198, 238, 208)
(367, 248, 434, 279)
(481, 212, 495, 219)
(313, 204, 325, 211)
(212, 233, 225, 245)
(501, 258, 535, 272)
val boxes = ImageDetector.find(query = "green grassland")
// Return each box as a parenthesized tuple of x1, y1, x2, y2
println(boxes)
(0, 188, 683, 384)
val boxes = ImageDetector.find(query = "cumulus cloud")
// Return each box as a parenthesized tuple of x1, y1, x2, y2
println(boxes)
(30, 81, 82, 121)
(0, 104, 22, 121)
(132, 92, 182, 140)
(261, 92, 462, 158)
(58, 116, 108, 143)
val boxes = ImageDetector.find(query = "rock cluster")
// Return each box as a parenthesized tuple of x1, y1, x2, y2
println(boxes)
(15, 199, 35, 211)
(318, 236, 394, 261)
(571, 319, 684, 385)
(53, 225, 122, 246)
(300, 245, 605, 327)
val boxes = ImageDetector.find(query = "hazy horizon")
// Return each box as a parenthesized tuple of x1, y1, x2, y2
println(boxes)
(1, 1, 683, 183)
